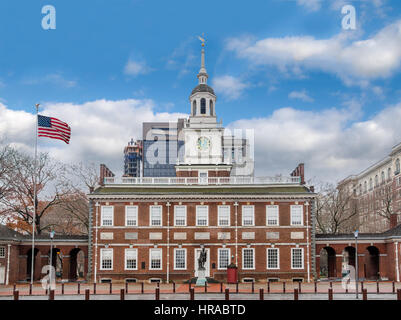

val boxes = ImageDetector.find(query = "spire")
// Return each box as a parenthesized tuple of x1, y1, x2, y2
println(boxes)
(197, 34, 208, 85)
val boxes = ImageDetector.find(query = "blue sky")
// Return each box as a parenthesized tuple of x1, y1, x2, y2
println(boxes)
(1, 0, 401, 182)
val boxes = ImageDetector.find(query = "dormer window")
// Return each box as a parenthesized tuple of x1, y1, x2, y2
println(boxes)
(201, 98, 206, 114)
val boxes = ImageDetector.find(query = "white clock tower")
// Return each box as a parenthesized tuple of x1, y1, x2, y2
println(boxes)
(175, 40, 232, 178)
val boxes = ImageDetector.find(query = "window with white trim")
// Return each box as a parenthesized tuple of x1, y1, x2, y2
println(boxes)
(242, 248, 255, 269)
(218, 248, 230, 269)
(266, 205, 279, 226)
(101, 206, 113, 226)
(0, 246, 5, 258)
(150, 248, 162, 270)
(291, 248, 304, 269)
(267, 248, 279, 269)
(196, 205, 208, 226)
(242, 205, 254, 226)
(150, 206, 162, 226)
(290, 205, 303, 226)
(125, 248, 137, 270)
(100, 248, 113, 270)
(218, 205, 230, 226)
(174, 248, 186, 270)
(174, 206, 187, 226)
(125, 206, 138, 226)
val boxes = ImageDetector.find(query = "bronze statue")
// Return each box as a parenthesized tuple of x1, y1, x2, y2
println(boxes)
(198, 247, 207, 270)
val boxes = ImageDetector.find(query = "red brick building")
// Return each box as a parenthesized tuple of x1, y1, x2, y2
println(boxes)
(0, 225, 88, 285)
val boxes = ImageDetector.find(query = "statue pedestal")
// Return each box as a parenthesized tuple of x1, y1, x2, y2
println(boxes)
(195, 269, 207, 287)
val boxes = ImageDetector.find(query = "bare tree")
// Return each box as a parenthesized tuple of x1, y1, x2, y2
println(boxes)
(42, 162, 99, 235)
(375, 184, 401, 222)
(314, 182, 359, 234)
(0, 149, 69, 234)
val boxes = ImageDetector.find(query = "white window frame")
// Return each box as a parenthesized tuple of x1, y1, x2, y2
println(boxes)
(266, 205, 279, 226)
(149, 248, 162, 270)
(124, 248, 138, 270)
(101, 206, 114, 226)
(218, 248, 231, 270)
(290, 205, 304, 226)
(196, 205, 209, 226)
(266, 248, 280, 270)
(291, 248, 304, 270)
(125, 206, 138, 226)
(0, 246, 5, 258)
(242, 205, 255, 226)
(242, 248, 255, 270)
(149, 205, 162, 227)
(174, 248, 187, 270)
(218, 205, 230, 226)
(100, 248, 113, 270)
(174, 205, 187, 226)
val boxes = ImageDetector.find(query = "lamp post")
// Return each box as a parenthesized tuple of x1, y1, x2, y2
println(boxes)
(49, 230, 55, 296)
(354, 230, 359, 299)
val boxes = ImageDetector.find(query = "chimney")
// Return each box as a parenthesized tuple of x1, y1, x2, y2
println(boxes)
(290, 163, 305, 185)
(390, 213, 398, 229)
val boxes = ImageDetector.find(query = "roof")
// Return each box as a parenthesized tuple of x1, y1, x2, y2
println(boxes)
(0, 225, 88, 242)
(316, 223, 401, 241)
(191, 84, 215, 96)
(91, 185, 313, 196)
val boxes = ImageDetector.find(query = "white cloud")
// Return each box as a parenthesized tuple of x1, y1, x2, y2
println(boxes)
(288, 90, 314, 102)
(228, 101, 401, 183)
(3, 97, 401, 184)
(124, 59, 153, 76)
(226, 19, 401, 85)
(212, 75, 249, 100)
(21, 74, 77, 88)
(0, 99, 186, 177)
(296, 0, 322, 12)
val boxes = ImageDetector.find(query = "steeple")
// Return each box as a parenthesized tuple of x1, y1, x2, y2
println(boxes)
(197, 36, 208, 85)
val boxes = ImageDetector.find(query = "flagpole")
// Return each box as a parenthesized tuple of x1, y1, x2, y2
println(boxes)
(30, 103, 39, 285)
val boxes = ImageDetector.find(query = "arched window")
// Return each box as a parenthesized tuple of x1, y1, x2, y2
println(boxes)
(369, 178, 373, 190)
(200, 98, 206, 114)
(210, 100, 213, 116)
(375, 175, 378, 187)
(364, 181, 367, 193)
(388, 168, 392, 180)
(381, 171, 385, 184)
(193, 100, 197, 116)
(359, 184, 362, 195)
(396, 158, 400, 175)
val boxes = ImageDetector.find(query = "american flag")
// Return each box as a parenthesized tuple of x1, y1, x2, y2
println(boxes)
(37, 115, 71, 144)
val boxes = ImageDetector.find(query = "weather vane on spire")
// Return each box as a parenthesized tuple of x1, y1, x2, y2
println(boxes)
(198, 33, 205, 47)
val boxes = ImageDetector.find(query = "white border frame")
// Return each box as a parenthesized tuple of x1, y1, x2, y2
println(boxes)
(124, 248, 138, 270)
(173, 248, 187, 270)
(149, 248, 163, 270)
(149, 205, 163, 227)
(266, 248, 280, 270)
(196, 205, 209, 226)
(266, 205, 279, 226)
(217, 248, 231, 270)
(241, 205, 255, 227)
(100, 248, 113, 270)
(101, 206, 114, 226)
(218, 205, 231, 226)
(290, 205, 304, 226)
(125, 205, 138, 227)
(242, 247, 255, 270)
(174, 205, 187, 227)
(291, 248, 304, 270)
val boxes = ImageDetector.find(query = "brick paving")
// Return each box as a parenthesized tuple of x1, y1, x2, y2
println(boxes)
(0, 281, 400, 299)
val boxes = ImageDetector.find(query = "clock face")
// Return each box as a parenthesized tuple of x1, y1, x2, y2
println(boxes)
(197, 136, 210, 151)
